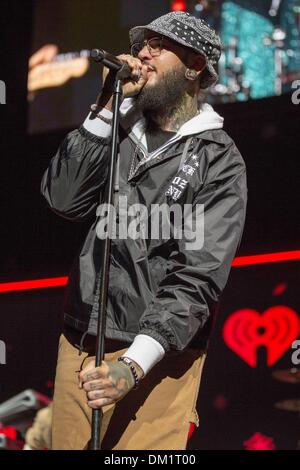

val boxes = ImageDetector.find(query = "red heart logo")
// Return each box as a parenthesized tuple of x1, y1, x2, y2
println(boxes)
(223, 306, 300, 367)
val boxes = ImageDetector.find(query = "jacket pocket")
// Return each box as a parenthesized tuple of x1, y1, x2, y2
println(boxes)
(149, 256, 168, 290)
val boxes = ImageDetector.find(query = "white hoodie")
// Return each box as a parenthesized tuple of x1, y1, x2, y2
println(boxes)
(84, 97, 224, 159)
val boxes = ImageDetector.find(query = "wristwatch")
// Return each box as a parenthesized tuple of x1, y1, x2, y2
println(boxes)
(117, 356, 141, 389)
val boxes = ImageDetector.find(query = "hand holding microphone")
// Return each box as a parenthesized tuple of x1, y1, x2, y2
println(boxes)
(105, 54, 148, 98)
(91, 49, 148, 99)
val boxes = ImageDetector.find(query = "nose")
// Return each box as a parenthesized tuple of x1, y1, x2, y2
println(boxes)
(138, 44, 152, 61)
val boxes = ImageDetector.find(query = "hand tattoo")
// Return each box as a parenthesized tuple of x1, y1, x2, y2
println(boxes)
(80, 359, 141, 409)
(105, 361, 135, 400)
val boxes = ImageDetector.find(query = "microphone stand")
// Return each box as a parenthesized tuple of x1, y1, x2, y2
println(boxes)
(88, 76, 123, 450)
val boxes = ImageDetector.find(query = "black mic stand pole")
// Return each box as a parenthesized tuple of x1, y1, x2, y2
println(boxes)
(88, 76, 123, 450)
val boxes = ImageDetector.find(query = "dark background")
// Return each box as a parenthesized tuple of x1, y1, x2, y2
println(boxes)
(0, 0, 299, 450)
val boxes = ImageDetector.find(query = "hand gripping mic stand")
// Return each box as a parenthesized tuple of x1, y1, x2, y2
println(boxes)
(88, 51, 124, 450)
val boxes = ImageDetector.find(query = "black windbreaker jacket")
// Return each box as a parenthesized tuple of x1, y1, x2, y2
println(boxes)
(41, 104, 247, 352)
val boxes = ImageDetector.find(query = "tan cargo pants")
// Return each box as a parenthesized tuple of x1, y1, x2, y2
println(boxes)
(52, 332, 206, 450)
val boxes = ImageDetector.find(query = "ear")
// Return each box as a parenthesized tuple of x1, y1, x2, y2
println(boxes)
(189, 54, 206, 78)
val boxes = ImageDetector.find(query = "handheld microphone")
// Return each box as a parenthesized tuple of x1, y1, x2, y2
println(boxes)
(90, 48, 132, 79)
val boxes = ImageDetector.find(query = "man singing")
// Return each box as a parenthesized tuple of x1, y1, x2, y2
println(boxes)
(41, 11, 247, 450)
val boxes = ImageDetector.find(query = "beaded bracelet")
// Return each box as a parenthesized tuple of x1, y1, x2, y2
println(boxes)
(117, 356, 140, 389)
(90, 104, 113, 125)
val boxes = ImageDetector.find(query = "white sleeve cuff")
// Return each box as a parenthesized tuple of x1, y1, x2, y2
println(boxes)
(83, 108, 112, 138)
(121, 334, 165, 375)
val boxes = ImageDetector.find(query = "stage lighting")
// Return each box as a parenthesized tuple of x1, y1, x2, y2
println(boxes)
(171, 1, 187, 12)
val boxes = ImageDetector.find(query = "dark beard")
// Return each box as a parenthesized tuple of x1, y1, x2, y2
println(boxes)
(135, 65, 187, 118)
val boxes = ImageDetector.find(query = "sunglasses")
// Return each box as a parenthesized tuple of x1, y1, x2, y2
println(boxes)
(130, 37, 164, 58)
